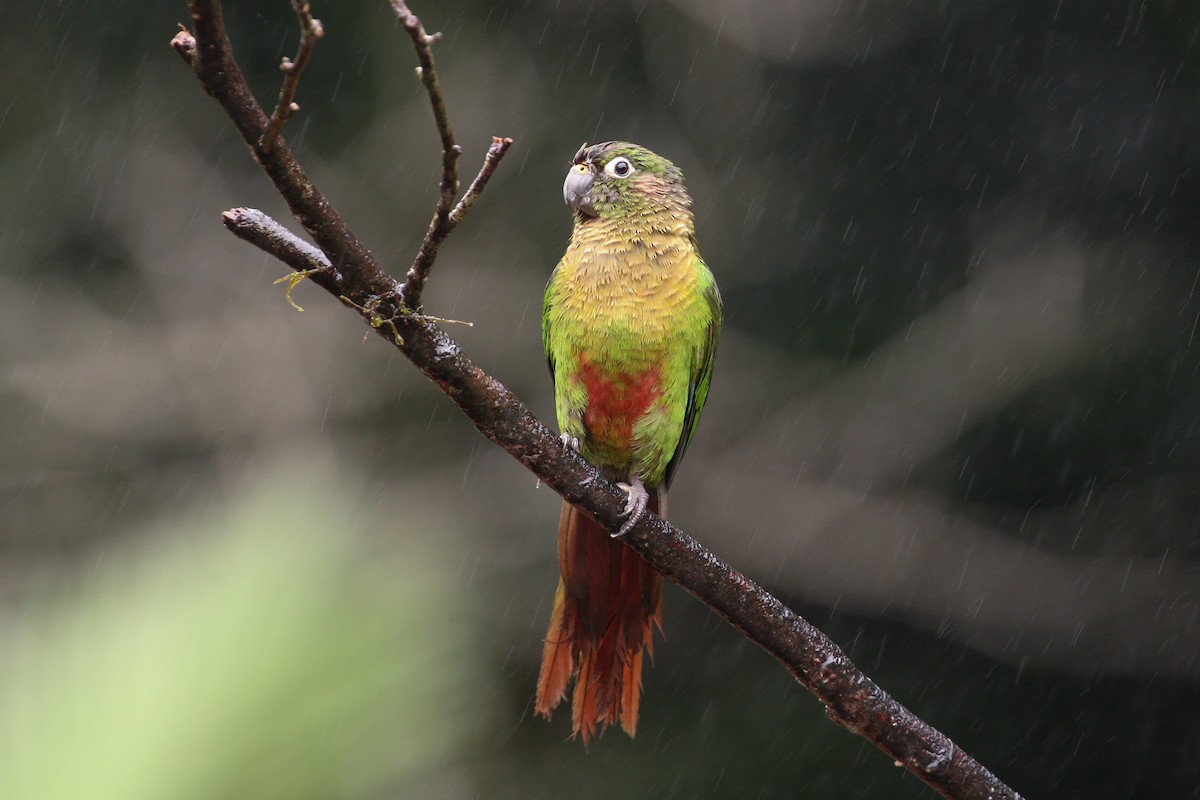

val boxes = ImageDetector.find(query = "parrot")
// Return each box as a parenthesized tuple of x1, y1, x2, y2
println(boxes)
(535, 141, 722, 744)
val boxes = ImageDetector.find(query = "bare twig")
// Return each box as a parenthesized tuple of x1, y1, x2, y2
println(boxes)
(451, 136, 515, 226)
(170, 24, 197, 65)
(390, 0, 462, 307)
(260, 1, 324, 150)
(176, 4, 1025, 799)
(222, 208, 337, 280)
(389, 1, 454, 156)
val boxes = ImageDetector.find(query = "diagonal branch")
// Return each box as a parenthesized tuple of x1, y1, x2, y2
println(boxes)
(220, 208, 1022, 800)
(176, 3, 1026, 799)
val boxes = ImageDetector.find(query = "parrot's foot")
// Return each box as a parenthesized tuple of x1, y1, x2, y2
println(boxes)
(560, 432, 580, 452)
(613, 476, 649, 538)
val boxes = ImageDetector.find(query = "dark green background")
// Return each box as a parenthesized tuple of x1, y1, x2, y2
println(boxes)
(2, 0, 1198, 797)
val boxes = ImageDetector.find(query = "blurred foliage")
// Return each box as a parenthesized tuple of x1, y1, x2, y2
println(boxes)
(0, 466, 486, 799)
(3, 0, 1199, 797)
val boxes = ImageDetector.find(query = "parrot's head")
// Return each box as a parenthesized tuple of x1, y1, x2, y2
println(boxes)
(562, 141, 692, 224)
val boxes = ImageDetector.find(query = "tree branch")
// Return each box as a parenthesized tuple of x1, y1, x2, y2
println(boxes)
(221, 208, 337, 284)
(176, 1, 386, 300)
(390, 0, 461, 307)
(260, 1, 324, 151)
(452, 136, 515, 226)
(175, 3, 1025, 798)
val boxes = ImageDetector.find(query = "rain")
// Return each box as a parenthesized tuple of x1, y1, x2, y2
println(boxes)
(1, 0, 1198, 797)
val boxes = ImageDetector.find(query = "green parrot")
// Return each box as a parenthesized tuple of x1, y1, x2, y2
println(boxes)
(535, 142, 722, 743)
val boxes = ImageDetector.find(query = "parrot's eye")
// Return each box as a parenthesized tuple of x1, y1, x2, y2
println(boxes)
(605, 157, 635, 178)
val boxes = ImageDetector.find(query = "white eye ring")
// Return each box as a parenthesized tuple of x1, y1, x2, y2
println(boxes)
(604, 157, 635, 178)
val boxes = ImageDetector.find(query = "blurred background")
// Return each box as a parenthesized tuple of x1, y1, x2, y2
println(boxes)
(2, 0, 1198, 797)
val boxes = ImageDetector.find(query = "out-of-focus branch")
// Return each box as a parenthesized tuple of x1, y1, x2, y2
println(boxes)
(261, 1, 324, 151)
(174, 3, 1025, 798)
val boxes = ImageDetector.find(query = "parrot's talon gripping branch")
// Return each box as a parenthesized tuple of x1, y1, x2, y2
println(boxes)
(559, 432, 580, 452)
(179, 4, 1024, 798)
(261, 1, 323, 151)
(613, 476, 650, 538)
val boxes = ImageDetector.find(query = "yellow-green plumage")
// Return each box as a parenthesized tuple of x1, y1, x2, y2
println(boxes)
(535, 142, 721, 743)
(546, 200, 716, 479)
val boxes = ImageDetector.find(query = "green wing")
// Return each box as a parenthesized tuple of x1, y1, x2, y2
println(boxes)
(663, 268, 722, 489)
(542, 267, 559, 386)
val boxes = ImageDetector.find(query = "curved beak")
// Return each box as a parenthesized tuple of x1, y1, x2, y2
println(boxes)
(563, 163, 596, 217)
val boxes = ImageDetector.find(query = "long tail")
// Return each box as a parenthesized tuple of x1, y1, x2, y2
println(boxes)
(535, 494, 663, 744)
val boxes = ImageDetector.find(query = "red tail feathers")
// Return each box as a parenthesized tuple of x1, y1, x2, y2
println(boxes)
(535, 497, 663, 744)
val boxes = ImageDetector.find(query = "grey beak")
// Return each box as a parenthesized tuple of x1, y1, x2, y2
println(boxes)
(563, 166, 596, 217)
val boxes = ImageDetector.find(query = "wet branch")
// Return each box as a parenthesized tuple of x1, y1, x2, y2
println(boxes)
(452, 136, 515, 226)
(390, 0, 462, 307)
(261, 1, 324, 151)
(221, 208, 336, 284)
(173, 3, 1025, 799)
(176, 0, 381, 297)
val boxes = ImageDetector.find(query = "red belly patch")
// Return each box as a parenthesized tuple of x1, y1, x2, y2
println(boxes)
(577, 355, 662, 448)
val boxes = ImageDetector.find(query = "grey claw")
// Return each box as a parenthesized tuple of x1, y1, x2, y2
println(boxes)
(613, 477, 649, 538)
(559, 432, 580, 452)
